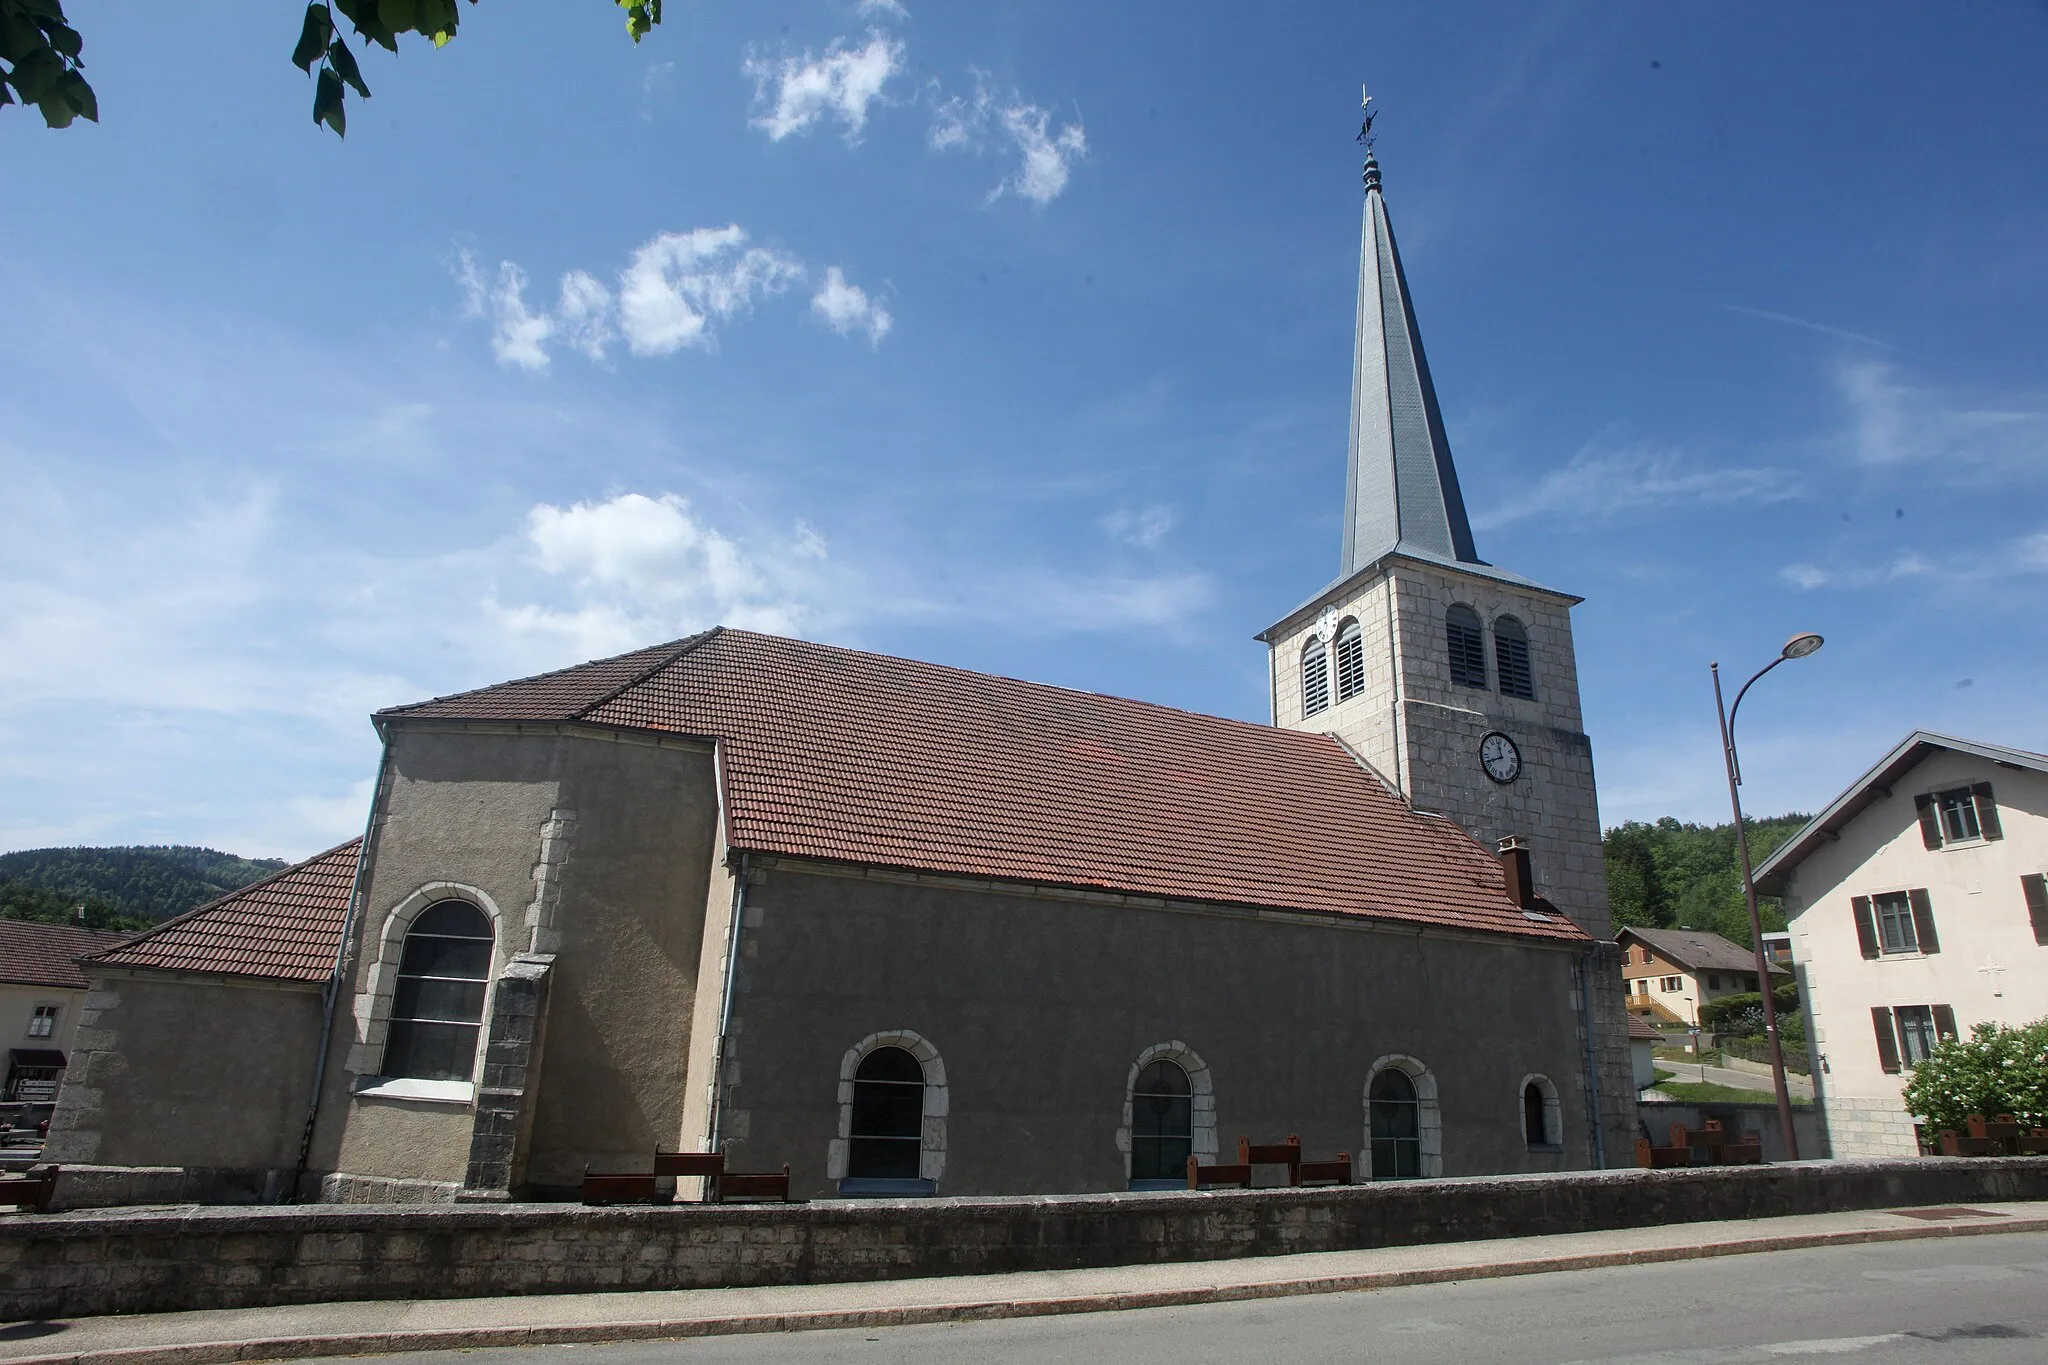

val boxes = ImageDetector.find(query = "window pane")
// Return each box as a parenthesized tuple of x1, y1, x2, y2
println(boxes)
(398, 935, 492, 980)
(409, 902, 493, 939)
(393, 976, 487, 1024)
(848, 1136, 922, 1179)
(1937, 790, 1980, 842)
(1131, 1134, 1192, 1181)
(1895, 1006, 1937, 1066)
(1134, 1060, 1190, 1096)
(383, 1020, 481, 1082)
(851, 1080, 924, 1139)
(855, 1046, 924, 1084)
(1132, 1090, 1191, 1139)
(1524, 1085, 1546, 1144)
(1874, 893, 1918, 953)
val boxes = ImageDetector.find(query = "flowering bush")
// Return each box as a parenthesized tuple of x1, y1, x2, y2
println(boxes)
(1901, 1018, 2048, 1134)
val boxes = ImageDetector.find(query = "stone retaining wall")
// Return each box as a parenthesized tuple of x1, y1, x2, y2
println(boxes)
(5, 1158, 2046, 1321)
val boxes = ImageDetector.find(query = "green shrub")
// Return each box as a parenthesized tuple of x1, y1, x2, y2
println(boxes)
(1700, 985, 1802, 1039)
(1901, 1018, 2048, 1133)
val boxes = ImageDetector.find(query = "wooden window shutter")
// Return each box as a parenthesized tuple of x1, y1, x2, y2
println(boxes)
(1908, 888, 1941, 955)
(1931, 1004, 1958, 1042)
(1871, 1007, 1901, 1073)
(1913, 794, 1942, 850)
(2023, 874, 2048, 947)
(1971, 782, 2003, 841)
(1851, 895, 1880, 959)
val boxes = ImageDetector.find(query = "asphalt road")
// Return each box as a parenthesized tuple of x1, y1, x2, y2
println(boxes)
(310, 1231, 2048, 1364)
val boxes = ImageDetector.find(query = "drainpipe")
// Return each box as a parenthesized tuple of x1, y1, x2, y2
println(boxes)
(1576, 947, 1607, 1169)
(705, 850, 751, 1153)
(288, 733, 395, 1202)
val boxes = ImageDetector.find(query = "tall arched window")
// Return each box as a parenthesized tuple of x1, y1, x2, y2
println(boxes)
(848, 1046, 926, 1180)
(1301, 636, 1331, 716)
(1334, 617, 1366, 702)
(1129, 1059, 1193, 1183)
(1446, 605, 1487, 689)
(1494, 615, 1535, 699)
(1369, 1068, 1422, 1179)
(383, 900, 493, 1082)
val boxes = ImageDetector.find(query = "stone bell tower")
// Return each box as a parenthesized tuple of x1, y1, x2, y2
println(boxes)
(1255, 119, 1611, 944)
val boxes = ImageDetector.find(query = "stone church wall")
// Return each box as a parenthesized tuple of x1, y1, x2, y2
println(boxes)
(717, 859, 1606, 1198)
(306, 722, 723, 1197)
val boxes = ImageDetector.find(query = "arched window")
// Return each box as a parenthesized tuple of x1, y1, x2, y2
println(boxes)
(1301, 636, 1330, 716)
(1446, 605, 1487, 689)
(382, 900, 493, 1082)
(848, 1046, 926, 1180)
(1494, 615, 1535, 700)
(1129, 1059, 1193, 1183)
(1334, 617, 1366, 702)
(1369, 1068, 1422, 1179)
(1521, 1073, 1562, 1148)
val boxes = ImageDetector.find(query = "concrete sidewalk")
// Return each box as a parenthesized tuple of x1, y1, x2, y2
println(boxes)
(5, 1201, 2045, 1365)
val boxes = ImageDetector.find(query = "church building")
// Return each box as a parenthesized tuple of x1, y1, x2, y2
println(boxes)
(47, 140, 1635, 1203)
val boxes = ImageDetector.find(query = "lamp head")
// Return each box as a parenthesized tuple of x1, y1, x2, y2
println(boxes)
(1782, 632, 1825, 660)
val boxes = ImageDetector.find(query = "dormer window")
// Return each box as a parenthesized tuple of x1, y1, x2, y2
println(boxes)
(1494, 616, 1535, 700)
(1446, 605, 1486, 689)
(1334, 618, 1365, 701)
(1301, 636, 1330, 716)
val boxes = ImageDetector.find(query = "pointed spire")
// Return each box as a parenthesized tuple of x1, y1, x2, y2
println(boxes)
(1340, 95, 1481, 574)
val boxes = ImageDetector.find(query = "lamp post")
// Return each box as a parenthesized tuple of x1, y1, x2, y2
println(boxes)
(1712, 631, 1824, 1162)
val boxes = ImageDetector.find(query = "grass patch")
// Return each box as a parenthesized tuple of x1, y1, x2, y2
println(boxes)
(1656, 1079, 1811, 1107)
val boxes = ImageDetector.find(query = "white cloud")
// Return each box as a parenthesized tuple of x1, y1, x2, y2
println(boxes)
(744, 32, 905, 142)
(809, 266, 892, 344)
(857, 0, 909, 19)
(455, 251, 554, 372)
(1836, 360, 2047, 472)
(455, 227, 881, 367)
(1471, 443, 1800, 531)
(927, 77, 1088, 206)
(1781, 532, 2048, 590)
(1100, 504, 1176, 549)
(617, 226, 803, 356)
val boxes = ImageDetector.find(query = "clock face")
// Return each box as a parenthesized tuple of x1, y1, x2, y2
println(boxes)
(1480, 731, 1521, 784)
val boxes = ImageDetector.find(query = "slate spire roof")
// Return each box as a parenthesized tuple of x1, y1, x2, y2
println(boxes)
(1341, 148, 1483, 574)
(382, 629, 1588, 944)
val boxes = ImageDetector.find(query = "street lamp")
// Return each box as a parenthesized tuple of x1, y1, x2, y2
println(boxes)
(1712, 632, 1824, 1162)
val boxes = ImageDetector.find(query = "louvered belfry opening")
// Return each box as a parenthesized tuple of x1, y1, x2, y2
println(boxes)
(1301, 635, 1331, 715)
(1334, 617, 1366, 701)
(1494, 616, 1534, 699)
(1446, 604, 1487, 688)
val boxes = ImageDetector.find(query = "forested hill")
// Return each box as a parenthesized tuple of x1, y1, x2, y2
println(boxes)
(1603, 814, 1811, 948)
(0, 846, 289, 929)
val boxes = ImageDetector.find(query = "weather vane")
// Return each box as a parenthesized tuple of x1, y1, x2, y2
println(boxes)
(1356, 83, 1376, 152)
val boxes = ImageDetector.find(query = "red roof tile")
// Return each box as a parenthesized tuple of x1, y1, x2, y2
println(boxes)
(0, 921, 136, 991)
(384, 630, 1587, 944)
(85, 840, 361, 983)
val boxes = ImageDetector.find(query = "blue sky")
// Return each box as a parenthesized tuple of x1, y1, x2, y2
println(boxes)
(4, 2, 2046, 860)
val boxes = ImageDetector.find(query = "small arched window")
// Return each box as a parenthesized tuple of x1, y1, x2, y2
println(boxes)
(1369, 1067, 1422, 1179)
(1129, 1059, 1193, 1182)
(1521, 1074, 1561, 1147)
(1334, 618, 1366, 702)
(1494, 616, 1535, 700)
(1446, 605, 1487, 689)
(1301, 636, 1330, 716)
(849, 1046, 926, 1180)
(383, 900, 493, 1082)
(1523, 1083, 1546, 1145)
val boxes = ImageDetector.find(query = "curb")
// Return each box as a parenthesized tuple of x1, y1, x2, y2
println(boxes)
(13, 1215, 2048, 1365)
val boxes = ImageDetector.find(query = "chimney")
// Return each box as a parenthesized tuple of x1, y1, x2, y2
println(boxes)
(1497, 836, 1537, 909)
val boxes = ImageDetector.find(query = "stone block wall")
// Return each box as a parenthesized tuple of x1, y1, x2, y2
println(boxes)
(6, 1159, 2048, 1320)
(1822, 1096, 1921, 1158)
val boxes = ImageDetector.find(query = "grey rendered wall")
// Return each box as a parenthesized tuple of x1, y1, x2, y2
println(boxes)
(308, 723, 720, 1195)
(45, 972, 323, 1173)
(721, 862, 1602, 1198)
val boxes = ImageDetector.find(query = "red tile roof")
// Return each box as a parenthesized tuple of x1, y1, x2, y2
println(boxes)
(384, 630, 1587, 943)
(84, 840, 361, 983)
(1627, 1013, 1662, 1041)
(0, 921, 136, 991)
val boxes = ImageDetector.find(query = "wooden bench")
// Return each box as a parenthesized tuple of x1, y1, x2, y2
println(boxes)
(583, 1149, 795, 1206)
(1235, 1135, 1352, 1187)
(1186, 1154, 1254, 1189)
(0, 1165, 56, 1213)
(579, 1169, 661, 1205)
(1933, 1115, 2048, 1158)
(1634, 1137, 1692, 1168)
(717, 1165, 792, 1203)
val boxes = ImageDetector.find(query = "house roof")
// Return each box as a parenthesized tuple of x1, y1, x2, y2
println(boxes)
(1627, 1013, 1661, 1041)
(83, 839, 361, 984)
(1753, 731, 2048, 896)
(1617, 925, 1787, 977)
(0, 920, 135, 991)
(382, 629, 1588, 944)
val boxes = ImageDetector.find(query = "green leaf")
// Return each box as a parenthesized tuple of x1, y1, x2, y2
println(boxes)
(378, 0, 416, 34)
(36, 69, 93, 128)
(619, 0, 662, 43)
(327, 36, 370, 99)
(293, 4, 334, 73)
(336, 0, 399, 53)
(46, 21, 80, 62)
(8, 45, 61, 103)
(314, 65, 346, 136)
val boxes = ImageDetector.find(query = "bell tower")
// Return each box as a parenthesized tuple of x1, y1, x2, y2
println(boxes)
(1256, 96, 1612, 942)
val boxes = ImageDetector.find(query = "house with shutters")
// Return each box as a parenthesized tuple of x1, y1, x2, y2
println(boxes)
(1754, 732, 2048, 1157)
(1615, 925, 1787, 1035)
